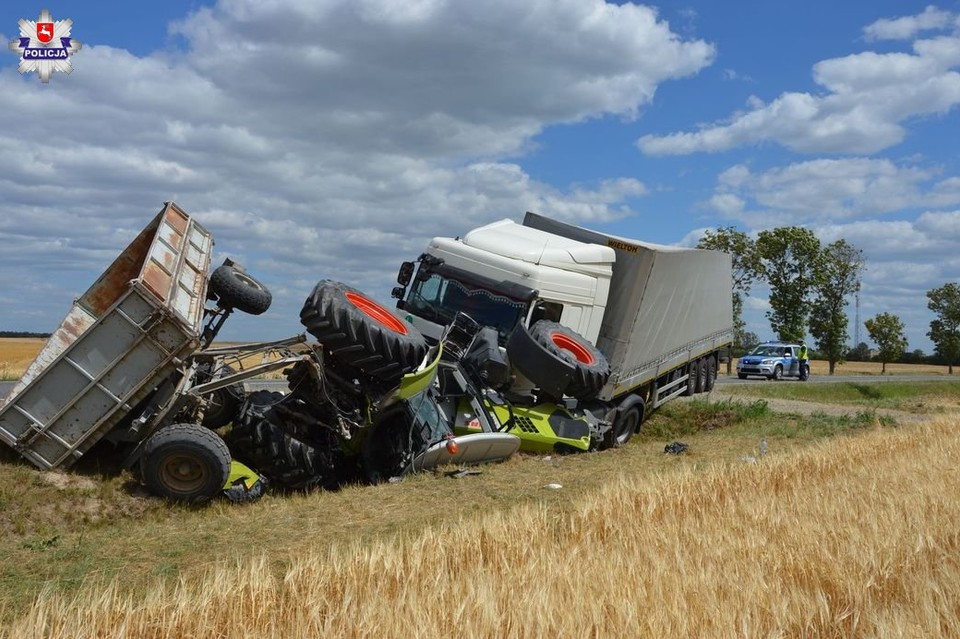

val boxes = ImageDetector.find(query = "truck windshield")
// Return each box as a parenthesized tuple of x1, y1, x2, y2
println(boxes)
(406, 272, 527, 341)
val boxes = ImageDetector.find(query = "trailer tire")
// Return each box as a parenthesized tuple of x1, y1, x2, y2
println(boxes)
(142, 424, 231, 502)
(695, 357, 707, 393)
(300, 280, 427, 382)
(525, 321, 611, 400)
(682, 359, 700, 396)
(705, 356, 717, 390)
(209, 264, 272, 315)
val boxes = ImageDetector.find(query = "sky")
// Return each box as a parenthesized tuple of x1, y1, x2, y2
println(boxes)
(1, 0, 958, 355)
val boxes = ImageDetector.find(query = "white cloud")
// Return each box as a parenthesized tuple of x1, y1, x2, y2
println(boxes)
(0, 0, 713, 338)
(863, 5, 953, 41)
(705, 158, 960, 225)
(638, 8, 960, 156)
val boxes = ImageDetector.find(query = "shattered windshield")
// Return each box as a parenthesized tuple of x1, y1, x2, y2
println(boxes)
(406, 272, 527, 341)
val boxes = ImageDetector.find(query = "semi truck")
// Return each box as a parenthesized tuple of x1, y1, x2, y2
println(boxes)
(393, 212, 734, 448)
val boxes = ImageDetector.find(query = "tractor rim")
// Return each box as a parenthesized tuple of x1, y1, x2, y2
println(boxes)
(550, 332, 595, 365)
(346, 291, 409, 334)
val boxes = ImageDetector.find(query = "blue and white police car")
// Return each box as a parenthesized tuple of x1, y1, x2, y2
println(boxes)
(736, 341, 806, 380)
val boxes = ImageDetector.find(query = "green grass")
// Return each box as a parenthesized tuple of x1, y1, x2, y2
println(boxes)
(721, 379, 960, 412)
(0, 390, 919, 623)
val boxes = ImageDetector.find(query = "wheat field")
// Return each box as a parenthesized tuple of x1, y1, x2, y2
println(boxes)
(6, 416, 959, 638)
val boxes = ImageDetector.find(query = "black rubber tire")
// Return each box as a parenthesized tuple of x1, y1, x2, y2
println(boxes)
(738, 373, 748, 380)
(705, 356, 717, 391)
(505, 323, 575, 400)
(300, 280, 428, 381)
(602, 399, 643, 449)
(141, 424, 231, 502)
(209, 264, 272, 315)
(525, 321, 610, 400)
(196, 364, 245, 429)
(770, 364, 783, 381)
(682, 359, 699, 396)
(695, 358, 707, 393)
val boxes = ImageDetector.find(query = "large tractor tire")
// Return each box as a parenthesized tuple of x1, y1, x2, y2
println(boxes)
(514, 321, 610, 400)
(300, 280, 428, 382)
(141, 424, 231, 502)
(209, 264, 272, 315)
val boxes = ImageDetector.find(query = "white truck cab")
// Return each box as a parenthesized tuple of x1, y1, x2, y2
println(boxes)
(395, 219, 614, 345)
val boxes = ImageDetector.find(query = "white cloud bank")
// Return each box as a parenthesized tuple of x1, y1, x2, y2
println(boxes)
(0, 0, 714, 337)
(637, 6, 960, 156)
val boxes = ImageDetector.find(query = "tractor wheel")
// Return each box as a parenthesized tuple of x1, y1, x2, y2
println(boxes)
(300, 280, 428, 382)
(521, 321, 611, 400)
(141, 424, 231, 502)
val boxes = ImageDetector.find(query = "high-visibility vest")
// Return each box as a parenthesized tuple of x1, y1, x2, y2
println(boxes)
(799, 345, 808, 360)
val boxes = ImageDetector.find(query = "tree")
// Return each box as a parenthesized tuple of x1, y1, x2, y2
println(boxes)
(927, 282, 960, 374)
(807, 240, 865, 374)
(697, 227, 763, 371)
(846, 342, 871, 361)
(864, 313, 908, 374)
(755, 227, 821, 343)
(697, 227, 763, 346)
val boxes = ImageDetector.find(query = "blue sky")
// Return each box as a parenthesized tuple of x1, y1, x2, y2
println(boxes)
(1, 1, 958, 355)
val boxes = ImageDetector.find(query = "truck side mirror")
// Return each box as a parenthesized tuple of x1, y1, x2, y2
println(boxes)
(391, 286, 406, 299)
(397, 261, 414, 286)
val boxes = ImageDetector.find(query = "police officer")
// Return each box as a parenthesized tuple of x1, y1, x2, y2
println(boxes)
(798, 342, 809, 381)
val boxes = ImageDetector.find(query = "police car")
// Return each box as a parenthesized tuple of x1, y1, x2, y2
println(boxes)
(736, 341, 806, 380)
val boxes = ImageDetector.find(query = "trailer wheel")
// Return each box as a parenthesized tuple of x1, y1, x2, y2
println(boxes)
(300, 280, 427, 382)
(141, 424, 231, 502)
(682, 359, 700, 396)
(695, 358, 707, 393)
(705, 356, 717, 390)
(209, 264, 272, 315)
(525, 321, 611, 400)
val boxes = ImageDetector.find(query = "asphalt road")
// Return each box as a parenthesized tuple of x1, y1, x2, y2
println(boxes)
(2, 373, 956, 403)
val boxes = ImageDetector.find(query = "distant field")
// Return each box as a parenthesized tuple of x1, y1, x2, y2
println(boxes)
(0, 337, 46, 380)
(0, 337, 287, 381)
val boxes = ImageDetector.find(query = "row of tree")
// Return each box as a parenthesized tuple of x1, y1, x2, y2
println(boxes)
(696, 228, 960, 374)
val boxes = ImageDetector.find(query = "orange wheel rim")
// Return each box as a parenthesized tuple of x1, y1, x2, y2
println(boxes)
(550, 332, 595, 365)
(346, 291, 409, 334)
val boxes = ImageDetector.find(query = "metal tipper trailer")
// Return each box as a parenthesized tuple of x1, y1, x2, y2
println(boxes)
(0, 202, 300, 501)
